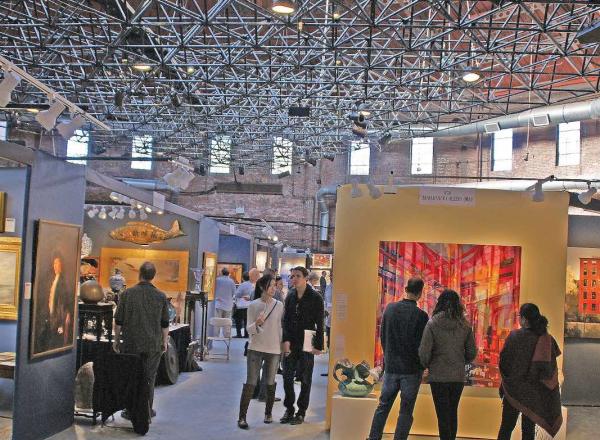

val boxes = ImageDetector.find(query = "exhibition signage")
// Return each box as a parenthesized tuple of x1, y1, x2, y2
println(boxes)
(419, 187, 476, 206)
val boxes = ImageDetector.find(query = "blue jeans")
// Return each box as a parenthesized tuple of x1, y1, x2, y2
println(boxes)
(367, 372, 422, 440)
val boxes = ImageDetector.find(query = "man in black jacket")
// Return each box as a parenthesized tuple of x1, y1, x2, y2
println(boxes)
(280, 266, 324, 426)
(367, 277, 429, 440)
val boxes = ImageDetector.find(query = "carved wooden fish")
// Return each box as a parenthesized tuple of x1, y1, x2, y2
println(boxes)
(109, 220, 186, 245)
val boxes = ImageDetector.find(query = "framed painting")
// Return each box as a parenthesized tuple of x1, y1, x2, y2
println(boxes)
(312, 253, 333, 269)
(377, 241, 521, 388)
(0, 237, 21, 320)
(30, 220, 81, 359)
(0, 192, 5, 233)
(202, 252, 218, 301)
(99, 248, 189, 293)
(217, 262, 243, 284)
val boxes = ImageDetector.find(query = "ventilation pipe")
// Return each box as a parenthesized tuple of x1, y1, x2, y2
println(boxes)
(316, 185, 338, 241)
(426, 97, 600, 138)
(120, 178, 171, 191)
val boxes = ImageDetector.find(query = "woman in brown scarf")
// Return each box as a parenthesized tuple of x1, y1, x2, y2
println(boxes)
(497, 303, 562, 440)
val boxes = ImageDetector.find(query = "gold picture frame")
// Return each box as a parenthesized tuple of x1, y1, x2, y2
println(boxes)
(30, 220, 81, 359)
(0, 192, 5, 233)
(202, 252, 218, 301)
(99, 247, 189, 293)
(0, 237, 21, 320)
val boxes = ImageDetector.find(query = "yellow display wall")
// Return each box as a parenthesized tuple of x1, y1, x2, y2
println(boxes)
(327, 186, 569, 439)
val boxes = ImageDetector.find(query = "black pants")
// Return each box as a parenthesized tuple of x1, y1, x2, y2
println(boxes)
(283, 351, 314, 416)
(234, 308, 248, 337)
(497, 398, 535, 440)
(326, 326, 330, 350)
(430, 382, 464, 440)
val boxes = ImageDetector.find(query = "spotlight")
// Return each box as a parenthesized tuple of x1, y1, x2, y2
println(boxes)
(278, 171, 291, 179)
(273, 235, 279, 242)
(114, 90, 125, 108)
(57, 114, 86, 140)
(116, 207, 125, 220)
(379, 132, 392, 147)
(139, 209, 148, 220)
(171, 93, 182, 107)
(351, 181, 363, 198)
(109, 207, 118, 219)
(109, 192, 119, 201)
(186, 66, 196, 74)
(238, 166, 245, 175)
(145, 206, 152, 213)
(157, 210, 164, 215)
(272, 0, 295, 14)
(357, 102, 371, 117)
(462, 69, 481, 83)
(128, 208, 137, 219)
(332, 12, 341, 22)
(136, 202, 143, 209)
(194, 164, 206, 176)
(87, 206, 98, 218)
(35, 100, 66, 131)
(532, 181, 544, 203)
(323, 153, 335, 162)
(578, 183, 597, 205)
(98, 207, 107, 220)
(0, 71, 20, 107)
(133, 61, 152, 72)
(367, 182, 382, 199)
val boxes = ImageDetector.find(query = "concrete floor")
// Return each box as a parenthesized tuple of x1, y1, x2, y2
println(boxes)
(49, 338, 599, 440)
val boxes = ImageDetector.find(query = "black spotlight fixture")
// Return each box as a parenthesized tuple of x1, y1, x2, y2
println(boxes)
(238, 166, 245, 175)
(278, 170, 291, 179)
(92, 142, 107, 155)
(114, 90, 125, 108)
(323, 153, 335, 162)
(171, 93, 182, 107)
(194, 164, 206, 176)
(349, 112, 368, 138)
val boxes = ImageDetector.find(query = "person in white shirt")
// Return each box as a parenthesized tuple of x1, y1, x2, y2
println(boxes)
(237, 274, 284, 429)
(214, 268, 236, 338)
(234, 272, 253, 338)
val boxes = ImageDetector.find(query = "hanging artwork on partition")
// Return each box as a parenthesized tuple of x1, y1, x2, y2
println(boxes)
(376, 241, 521, 388)
(30, 220, 81, 359)
(565, 247, 600, 339)
(202, 252, 218, 301)
(0, 237, 22, 320)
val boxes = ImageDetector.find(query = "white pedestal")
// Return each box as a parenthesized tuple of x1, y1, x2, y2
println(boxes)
(331, 392, 379, 440)
(512, 406, 568, 440)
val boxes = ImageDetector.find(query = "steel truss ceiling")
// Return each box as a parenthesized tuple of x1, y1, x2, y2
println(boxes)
(0, 0, 599, 169)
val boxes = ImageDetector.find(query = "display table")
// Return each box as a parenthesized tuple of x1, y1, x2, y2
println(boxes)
(330, 392, 378, 440)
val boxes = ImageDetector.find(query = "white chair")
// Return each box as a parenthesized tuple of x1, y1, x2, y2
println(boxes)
(207, 317, 233, 360)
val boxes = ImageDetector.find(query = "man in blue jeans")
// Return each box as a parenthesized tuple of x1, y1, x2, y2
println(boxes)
(367, 277, 428, 440)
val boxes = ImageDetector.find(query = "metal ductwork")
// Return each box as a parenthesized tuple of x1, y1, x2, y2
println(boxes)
(120, 178, 170, 191)
(316, 185, 338, 241)
(428, 97, 600, 138)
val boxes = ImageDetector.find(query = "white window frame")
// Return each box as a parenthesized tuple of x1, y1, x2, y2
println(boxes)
(349, 141, 370, 175)
(557, 121, 581, 166)
(0, 121, 7, 141)
(411, 137, 434, 175)
(66, 130, 89, 165)
(131, 135, 153, 170)
(492, 128, 513, 171)
(272, 137, 293, 174)
(210, 135, 231, 174)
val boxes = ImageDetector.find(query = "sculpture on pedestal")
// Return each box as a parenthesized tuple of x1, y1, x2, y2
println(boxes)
(333, 358, 382, 397)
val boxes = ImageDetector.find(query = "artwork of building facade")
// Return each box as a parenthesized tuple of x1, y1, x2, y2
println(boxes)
(377, 241, 522, 388)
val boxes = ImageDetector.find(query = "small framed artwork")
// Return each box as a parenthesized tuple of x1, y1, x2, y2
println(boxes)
(0, 237, 22, 320)
(30, 220, 81, 359)
(312, 253, 333, 269)
(202, 252, 218, 301)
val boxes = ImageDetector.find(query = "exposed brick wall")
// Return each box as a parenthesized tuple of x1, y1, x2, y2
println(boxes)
(8, 119, 600, 250)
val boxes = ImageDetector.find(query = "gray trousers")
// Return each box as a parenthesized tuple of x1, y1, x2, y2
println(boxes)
(246, 349, 280, 386)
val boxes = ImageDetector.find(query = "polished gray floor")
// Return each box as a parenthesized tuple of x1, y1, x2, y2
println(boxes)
(49, 338, 599, 440)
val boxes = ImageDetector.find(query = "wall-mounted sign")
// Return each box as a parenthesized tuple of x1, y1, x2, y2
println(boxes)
(419, 187, 476, 207)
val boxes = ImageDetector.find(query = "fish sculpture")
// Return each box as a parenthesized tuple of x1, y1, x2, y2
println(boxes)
(109, 220, 186, 245)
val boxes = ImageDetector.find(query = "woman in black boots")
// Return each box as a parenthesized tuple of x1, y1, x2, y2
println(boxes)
(237, 274, 284, 429)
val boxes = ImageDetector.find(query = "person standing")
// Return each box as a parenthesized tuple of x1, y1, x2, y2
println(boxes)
(214, 268, 237, 338)
(113, 262, 169, 420)
(307, 271, 321, 295)
(280, 266, 324, 425)
(367, 277, 429, 440)
(324, 272, 333, 351)
(237, 274, 284, 429)
(496, 303, 562, 440)
(234, 272, 253, 338)
(319, 271, 327, 294)
(418, 289, 477, 440)
(274, 276, 286, 302)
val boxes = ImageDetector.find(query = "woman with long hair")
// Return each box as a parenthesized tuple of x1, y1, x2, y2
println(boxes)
(497, 303, 562, 439)
(237, 274, 284, 429)
(419, 289, 477, 440)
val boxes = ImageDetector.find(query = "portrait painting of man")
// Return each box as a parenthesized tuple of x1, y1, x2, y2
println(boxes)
(30, 220, 81, 359)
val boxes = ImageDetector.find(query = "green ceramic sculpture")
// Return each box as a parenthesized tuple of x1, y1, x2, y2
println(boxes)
(333, 359, 381, 398)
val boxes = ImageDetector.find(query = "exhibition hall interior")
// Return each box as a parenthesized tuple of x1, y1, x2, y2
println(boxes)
(0, 1, 600, 439)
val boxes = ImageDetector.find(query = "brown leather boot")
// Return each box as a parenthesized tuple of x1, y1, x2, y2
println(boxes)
(237, 383, 255, 429)
(264, 384, 277, 423)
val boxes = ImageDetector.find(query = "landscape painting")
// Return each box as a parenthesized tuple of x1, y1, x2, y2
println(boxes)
(377, 241, 521, 388)
(99, 248, 189, 293)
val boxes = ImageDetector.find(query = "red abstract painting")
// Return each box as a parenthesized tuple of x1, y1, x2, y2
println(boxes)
(376, 242, 521, 387)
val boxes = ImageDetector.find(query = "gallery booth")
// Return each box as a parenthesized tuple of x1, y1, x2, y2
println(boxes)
(327, 185, 569, 439)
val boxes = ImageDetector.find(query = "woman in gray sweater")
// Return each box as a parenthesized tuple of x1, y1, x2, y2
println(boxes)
(419, 289, 477, 440)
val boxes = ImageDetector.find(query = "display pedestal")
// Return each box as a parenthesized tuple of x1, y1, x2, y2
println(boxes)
(511, 406, 567, 440)
(331, 392, 378, 440)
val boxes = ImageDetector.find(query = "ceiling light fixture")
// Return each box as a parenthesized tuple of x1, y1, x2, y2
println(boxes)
(109, 207, 118, 220)
(128, 208, 137, 219)
(462, 69, 481, 83)
(57, 114, 86, 140)
(578, 183, 597, 205)
(116, 207, 125, 220)
(0, 71, 20, 107)
(35, 100, 66, 131)
(186, 66, 196, 74)
(145, 206, 152, 213)
(98, 207, 107, 220)
(357, 102, 371, 117)
(133, 61, 152, 72)
(272, 0, 295, 14)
